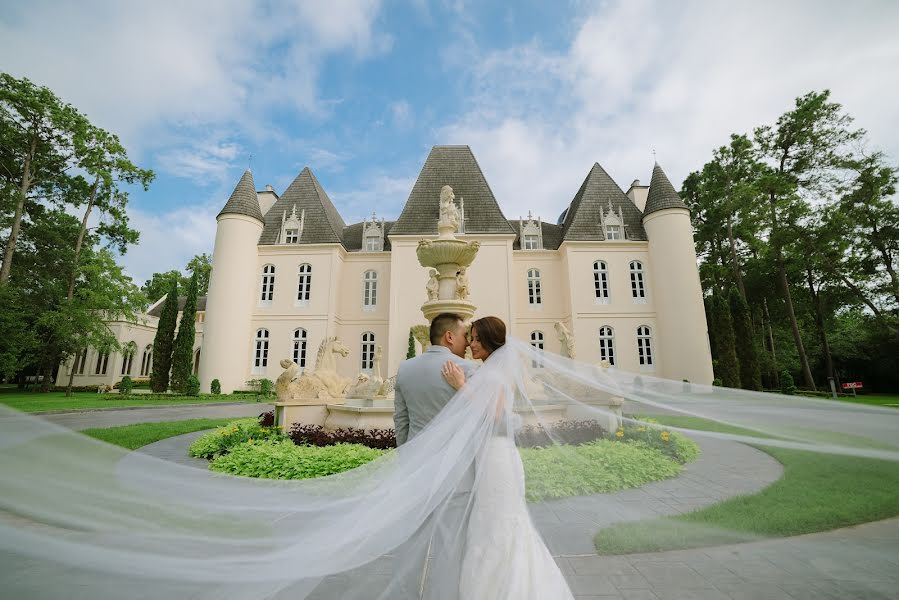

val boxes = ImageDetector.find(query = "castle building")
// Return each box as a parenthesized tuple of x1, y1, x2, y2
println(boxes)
(198, 145, 714, 393)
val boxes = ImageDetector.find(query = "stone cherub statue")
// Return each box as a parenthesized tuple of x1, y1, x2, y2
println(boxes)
(438, 185, 460, 232)
(426, 269, 439, 301)
(454, 267, 469, 300)
(554, 321, 576, 359)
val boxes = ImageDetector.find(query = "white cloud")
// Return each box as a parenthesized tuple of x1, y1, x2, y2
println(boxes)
(156, 139, 245, 184)
(439, 0, 899, 222)
(390, 100, 414, 129)
(329, 174, 417, 223)
(0, 0, 389, 157)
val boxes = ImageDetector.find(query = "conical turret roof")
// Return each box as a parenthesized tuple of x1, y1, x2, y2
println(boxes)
(559, 163, 647, 241)
(391, 145, 514, 235)
(218, 169, 263, 222)
(643, 163, 688, 218)
(258, 167, 346, 245)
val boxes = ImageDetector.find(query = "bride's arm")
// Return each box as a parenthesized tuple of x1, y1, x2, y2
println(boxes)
(442, 361, 505, 418)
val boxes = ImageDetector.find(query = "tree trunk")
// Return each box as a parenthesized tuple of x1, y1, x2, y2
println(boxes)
(39, 361, 54, 393)
(67, 176, 100, 301)
(778, 252, 816, 390)
(762, 296, 779, 388)
(66, 359, 76, 398)
(806, 266, 835, 381)
(726, 217, 747, 300)
(0, 129, 38, 285)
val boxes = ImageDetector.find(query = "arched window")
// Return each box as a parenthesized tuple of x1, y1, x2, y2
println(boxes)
(598, 326, 615, 365)
(140, 345, 153, 377)
(95, 350, 110, 375)
(260, 264, 275, 304)
(593, 260, 610, 303)
(253, 329, 269, 373)
(293, 328, 308, 370)
(193, 348, 201, 375)
(527, 268, 542, 306)
(361, 332, 375, 371)
(74, 348, 88, 376)
(120, 342, 136, 375)
(362, 270, 378, 310)
(637, 325, 653, 368)
(297, 264, 312, 305)
(630, 260, 646, 302)
(530, 330, 545, 368)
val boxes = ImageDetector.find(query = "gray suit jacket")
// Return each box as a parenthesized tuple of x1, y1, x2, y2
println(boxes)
(393, 345, 478, 446)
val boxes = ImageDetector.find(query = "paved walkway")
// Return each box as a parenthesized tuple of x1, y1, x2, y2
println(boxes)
(19, 405, 899, 599)
(40, 402, 274, 431)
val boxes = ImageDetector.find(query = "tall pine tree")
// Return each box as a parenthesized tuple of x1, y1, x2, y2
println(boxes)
(713, 291, 741, 388)
(729, 287, 762, 390)
(170, 271, 198, 393)
(150, 279, 178, 392)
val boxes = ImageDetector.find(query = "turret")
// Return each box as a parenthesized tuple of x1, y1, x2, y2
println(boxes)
(198, 170, 264, 393)
(641, 164, 714, 385)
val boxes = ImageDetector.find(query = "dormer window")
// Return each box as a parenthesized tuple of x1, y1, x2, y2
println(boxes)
(599, 201, 626, 241)
(519, 211, 543, 250)
(363, 211, 385, 252)
(280, 205, 304, 244)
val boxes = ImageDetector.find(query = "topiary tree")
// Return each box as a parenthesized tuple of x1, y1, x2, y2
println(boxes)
(780, 370, 797, 395)
(712, 291, 741, 388)
(406, 328, 416, 359)
(150, 279, 178, 392)
(185, 375, 200, 396)
(259, 378, 273, 398)
(119, 375, 133, 395)
(170, 271, 198, 393)
(729, 288, 762, 391)
(210, 378, 221, 395)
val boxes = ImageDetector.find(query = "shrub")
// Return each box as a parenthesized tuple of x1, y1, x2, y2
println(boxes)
(119, 376, 133, 395)
(520, 440, 682, 502)
(209, 440, 387, 479)
(258, 410, 275, 427)
(189, 418, 283, 459)
(515, 420, 606, 448)
(186, 375, 201, 396)
(210, 379, 221, 395)
(780, 370, 797, 395)
(287, 423, 396, 450)
(259, 378, 273, 397)
(712, 378, 723, 387)
(610, 420, 699, 464)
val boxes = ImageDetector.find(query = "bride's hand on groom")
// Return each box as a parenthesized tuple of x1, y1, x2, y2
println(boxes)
(442, 361, 466, 390)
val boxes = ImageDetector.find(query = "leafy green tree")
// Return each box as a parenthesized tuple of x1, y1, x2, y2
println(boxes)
(150, 279, 179, 392)
(186, 253, 212, 296)
(729, 287, 762, 390)
(406, 328, 416, 359)
(170, 271, 199, 393)
(142, 270, 182, 306)
(0, 73, 86, 285)
(754, 90, 864, 390)
(712, 292, 741, 388)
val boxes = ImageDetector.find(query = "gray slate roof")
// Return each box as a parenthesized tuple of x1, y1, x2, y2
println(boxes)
(218, 170, 264, 222)
(559, 163, 647, 242)
(390, 146, 515, 236)
(509, 220, 563, 250)
(341, 221, 395, 252)
(259, 167, 347, 246)
(643, 163, 688, 218)
(148, 295, 207, 317)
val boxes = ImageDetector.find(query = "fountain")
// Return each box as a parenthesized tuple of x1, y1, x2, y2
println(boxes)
(416, 185, 480, 321)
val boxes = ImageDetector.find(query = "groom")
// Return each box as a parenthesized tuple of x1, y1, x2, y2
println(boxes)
(393, 313, 478, 598)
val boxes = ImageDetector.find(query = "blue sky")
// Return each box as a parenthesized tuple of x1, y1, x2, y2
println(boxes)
(2, 0, 898, 284)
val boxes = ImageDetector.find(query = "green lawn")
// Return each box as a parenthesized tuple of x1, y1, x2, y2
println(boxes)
(81, 419, 237, 450)
(0, 389, 260, 412)
(594, 415, 899, 555)
(827, 393, 899, 407)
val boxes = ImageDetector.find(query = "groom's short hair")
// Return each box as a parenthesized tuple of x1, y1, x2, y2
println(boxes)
(430, 313, 464, 345)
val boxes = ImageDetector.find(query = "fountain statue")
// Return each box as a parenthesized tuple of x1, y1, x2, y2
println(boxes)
(416, 185, 480, 321)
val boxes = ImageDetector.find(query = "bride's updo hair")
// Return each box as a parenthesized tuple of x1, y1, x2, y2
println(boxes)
(471, 316, 506, 353)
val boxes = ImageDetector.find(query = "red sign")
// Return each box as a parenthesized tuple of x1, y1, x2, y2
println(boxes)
(841, 382, 863, 389)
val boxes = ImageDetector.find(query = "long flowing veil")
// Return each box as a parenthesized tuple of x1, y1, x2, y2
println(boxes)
(1, 337, 897, 598)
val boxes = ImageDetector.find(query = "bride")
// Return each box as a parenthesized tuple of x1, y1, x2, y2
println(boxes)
(441, 316, 575, 600)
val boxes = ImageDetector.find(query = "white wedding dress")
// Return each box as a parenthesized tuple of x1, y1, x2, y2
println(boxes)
(459, 435, 575, 600)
